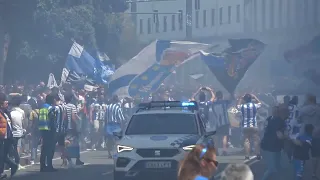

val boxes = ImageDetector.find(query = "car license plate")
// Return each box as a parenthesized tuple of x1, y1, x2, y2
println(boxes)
(145, 161, 172, 168)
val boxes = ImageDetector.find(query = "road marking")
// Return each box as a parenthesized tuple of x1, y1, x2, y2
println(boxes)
(102, 171, 113, 175)
(214, 155, 258, 179)
(4, 150, 89, 172)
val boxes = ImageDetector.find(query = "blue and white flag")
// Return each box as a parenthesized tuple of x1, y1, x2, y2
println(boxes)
(109, 40, 211, 98)
(200, 38, 266, 94)
(62, 42, 114, 85)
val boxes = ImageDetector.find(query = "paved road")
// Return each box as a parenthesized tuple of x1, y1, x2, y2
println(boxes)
(4, 149, 317, 180)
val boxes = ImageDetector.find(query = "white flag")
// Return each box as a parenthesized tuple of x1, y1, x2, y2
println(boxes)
(60, 68, 69, 86)
(47, 73, 58, 88)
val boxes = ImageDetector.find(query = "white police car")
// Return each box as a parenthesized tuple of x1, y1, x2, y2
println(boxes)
(112, 101, 216, 180)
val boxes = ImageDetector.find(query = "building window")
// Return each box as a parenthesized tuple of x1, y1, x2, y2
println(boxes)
(228, 6, 231, 24)
(195, 10, 199, 28)
(163, 16, 167, 32)
(287, 0, 291, 26)
(195, 0, 200, 10)
(171, 15, 176, 31)
(219, 7, 223, 25)
(211, 9, 215, 26)
(304, 0, 309, 23)
(253, 0, 257, 31)
(178, 10, 183, 30)
(203, 10, 207, 27)
(270, 0, 274, 28)
(153, 10, 159, 33)
(295, 0, 300, 26)
(262, 0, 266, 30)
(147, 18, 151, 34)
(314, 0, 318, 25)
(236, 5, 240, 23)
(139, 19, 143, 34)
(279, 0, 283, 27)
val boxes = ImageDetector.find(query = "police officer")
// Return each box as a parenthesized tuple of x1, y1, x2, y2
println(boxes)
(39, 93, 61, 172)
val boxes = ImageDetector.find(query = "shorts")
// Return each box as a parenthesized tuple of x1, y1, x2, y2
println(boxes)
(93, 120, 105, 133)
(216, 125, 230, 136)
(93, 120, 100, 131)
(242, 127, 259, 140)
(312, 138, 320, 157)
(105, 123, 121, 136)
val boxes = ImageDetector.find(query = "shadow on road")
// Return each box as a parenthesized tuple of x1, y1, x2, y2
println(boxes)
(11, 164, 113, 180)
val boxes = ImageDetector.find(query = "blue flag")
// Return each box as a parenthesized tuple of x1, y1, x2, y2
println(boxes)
(63, 42, 113, 85)
(109, 40, 211, 98)
(201, 38, 266, 94)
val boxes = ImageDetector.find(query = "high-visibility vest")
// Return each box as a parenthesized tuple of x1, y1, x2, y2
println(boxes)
(38, 107, 50, 131)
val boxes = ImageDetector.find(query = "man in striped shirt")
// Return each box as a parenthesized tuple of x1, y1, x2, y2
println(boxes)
(89, 95, 106, 150)
(238, 94, 262, 160)
(63, 92, 84, 167)
(212, 91, 231, 156)
(105, 95, 125, 158)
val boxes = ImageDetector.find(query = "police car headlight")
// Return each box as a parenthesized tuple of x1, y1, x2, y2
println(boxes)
(117, 145, 134, 153)
(182, 145, 196, 151)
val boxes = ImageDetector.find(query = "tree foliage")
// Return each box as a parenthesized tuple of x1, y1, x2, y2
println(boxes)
(2, 0, 132, 82)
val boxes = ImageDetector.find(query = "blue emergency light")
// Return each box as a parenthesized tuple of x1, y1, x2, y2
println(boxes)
(136, 101, 198, 112)
(181, 102, 196, 106)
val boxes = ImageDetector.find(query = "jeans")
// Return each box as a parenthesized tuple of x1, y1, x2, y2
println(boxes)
(31, 134, 39, 161)
(0, 139, 17, 174)
(12, 137, 21, 164)
(39, 131, 56, 169)
(293, 159, 305, 180)
(261, 150, 282, 180)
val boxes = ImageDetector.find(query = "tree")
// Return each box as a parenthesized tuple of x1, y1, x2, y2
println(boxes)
(0, 0, 132, 83)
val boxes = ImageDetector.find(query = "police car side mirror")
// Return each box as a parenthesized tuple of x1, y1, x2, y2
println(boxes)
(113, 131, 123, 139)
(204, 131, 216, 138)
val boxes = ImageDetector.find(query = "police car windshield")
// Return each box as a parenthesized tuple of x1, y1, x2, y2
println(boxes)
(125, 113, 198, 135)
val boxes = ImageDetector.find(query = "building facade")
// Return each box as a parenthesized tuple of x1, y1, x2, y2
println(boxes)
(129, 0, 320, 43)
(129, 0, 320, 93)
(130, 0, 245, 43)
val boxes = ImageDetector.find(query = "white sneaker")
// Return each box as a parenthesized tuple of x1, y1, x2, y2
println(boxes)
(30, 161, 35, 165)
(68, 160, 74, 168)
(18, 165, 26, 170)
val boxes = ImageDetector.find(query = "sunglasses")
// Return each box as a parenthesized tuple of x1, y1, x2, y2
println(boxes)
(204, 158, 219, 167)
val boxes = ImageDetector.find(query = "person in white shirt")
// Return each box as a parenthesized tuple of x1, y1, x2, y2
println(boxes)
(10, 96, 26, 169)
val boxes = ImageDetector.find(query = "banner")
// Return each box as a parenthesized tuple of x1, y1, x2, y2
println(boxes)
(109, 40, 210, 98)
(201, 38, 266, 94)
(47, 73, 58, 88)
(128, 40, 211, 97)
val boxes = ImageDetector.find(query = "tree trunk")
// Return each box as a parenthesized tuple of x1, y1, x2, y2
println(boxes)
(0, 15, 5, 84)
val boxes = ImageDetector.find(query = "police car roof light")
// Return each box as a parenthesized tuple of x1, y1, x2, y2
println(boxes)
(181, 102, 195, 106)
(136, 101, 198, 112)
